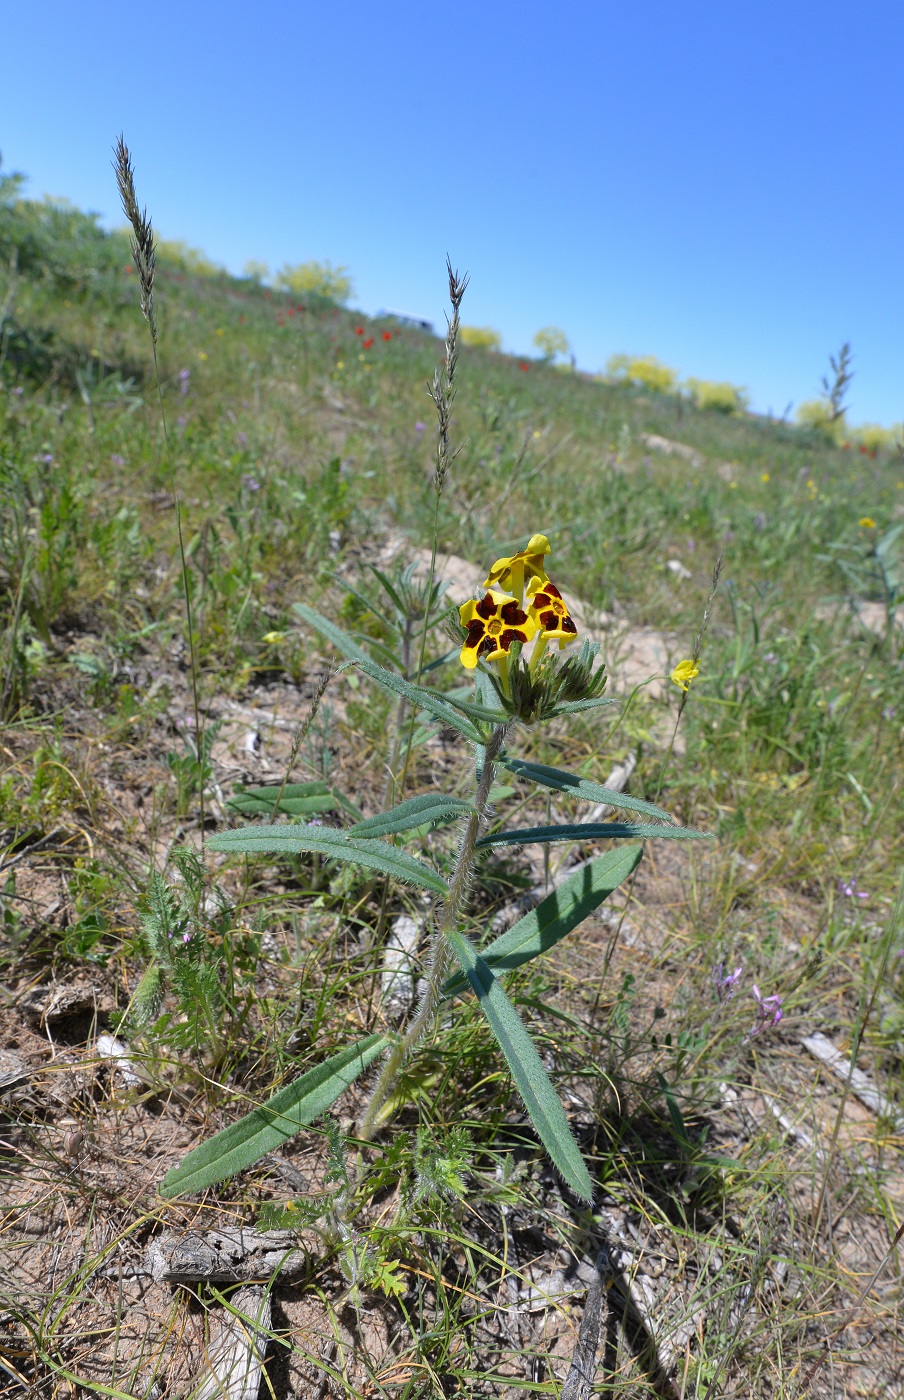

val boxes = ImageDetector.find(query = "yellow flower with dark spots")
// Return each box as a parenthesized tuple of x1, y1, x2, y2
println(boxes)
(483, 534, 551, 598)
(458, 589, 537, 670)
(526, 577, 578, 645)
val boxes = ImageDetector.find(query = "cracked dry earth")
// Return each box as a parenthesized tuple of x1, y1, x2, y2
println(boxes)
(1, 549, 902, 1397)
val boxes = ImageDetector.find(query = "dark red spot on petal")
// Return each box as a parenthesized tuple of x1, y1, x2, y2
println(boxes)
(477, 635, 497, 658)
(500, 628, 531, 651)
(544, 582, 563, 599)
(465, 620, 486, 647)
(532, 592, 551, 610)
(476, 593, 496, 620)
(561, 617, 577, 634)
(540, 610, 558, 629)
(500, 601, 528, 625)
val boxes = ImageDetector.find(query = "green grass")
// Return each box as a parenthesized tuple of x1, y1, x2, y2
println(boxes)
(1, 181, 903, 1397)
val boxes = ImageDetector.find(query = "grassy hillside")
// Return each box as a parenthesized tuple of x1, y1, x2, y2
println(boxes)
(1, 180, 903, 1396)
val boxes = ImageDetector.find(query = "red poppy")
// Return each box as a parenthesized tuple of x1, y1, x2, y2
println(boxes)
(364, 338, 373, 349)
(287, 307, 295, 316)
(296, 304, 304, 313)
(519, 362, 529, 372)
(859, 445, 868, 454)
(355, 327, 364, 335)
(382, 331, 391, 341)
(124, 264, 134, 274)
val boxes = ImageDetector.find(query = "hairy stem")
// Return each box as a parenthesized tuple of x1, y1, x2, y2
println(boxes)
(358, 723, 508, 1142)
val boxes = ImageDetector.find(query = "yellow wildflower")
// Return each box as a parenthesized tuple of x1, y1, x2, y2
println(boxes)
(483, 534, 551, 600)
(458, 589, 537, 670)
(859, 516, 876, 528)
(671, 659, 700, 692)
(526, 577, 578, 645)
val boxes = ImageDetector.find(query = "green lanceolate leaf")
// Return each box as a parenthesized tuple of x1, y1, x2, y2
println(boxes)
(349, 793, 473, 839)
(293, 603, 402, 671)
(208, 824, 448, 894)
(477, 822, 710, 849)
(502, 758, 674, 824)
(547, 697, 617, 716)
(226, 782, 338, 818)
(446, 928, 592, 1201)
(439, 693, 512, 725)
(347, 659, 486, 743)
(443, 844, 643, 999)
(160, 1034, 388, 1198)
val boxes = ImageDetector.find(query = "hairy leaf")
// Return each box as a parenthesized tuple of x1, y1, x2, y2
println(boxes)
(208, 824, 448, 894)
(226, 782, 337, 818)
(502, 758, 673, 823)
(547, 697, 617, 716)
(350, 793, 472, 838)
(346, 659, 486, 743)
(477, 822, 710, 849)
(443, 844, 643, 998)
(293, 603, 401, 670)
(160, 1034, 388, 1198)
(446, 928, 592, 1201)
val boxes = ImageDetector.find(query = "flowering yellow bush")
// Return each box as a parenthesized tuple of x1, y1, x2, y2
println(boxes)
(606, 353, 678, 395)
(156, 238, 222, 277)
(796, 399, 843, 441)
(851, 424, 897, 455)
(460, 325, 502, 350)
(532, 327, 571, 362)
(276, 260, 353, 303)
(685, 378, 749, 414)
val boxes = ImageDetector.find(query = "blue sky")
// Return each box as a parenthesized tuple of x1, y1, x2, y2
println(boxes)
(3, 1, 903, 424)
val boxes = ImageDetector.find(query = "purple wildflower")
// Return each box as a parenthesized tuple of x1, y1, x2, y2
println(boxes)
(241, 474, 261, 492)
(110, 453, 126, 467)
(237, 431, 248, 449)
(712, 963, 743, 1002)
(178, 368, 191, 396)
(12, 387, 23, 397)
(882, 705, 897, 721)
(750, 984, 783, 1037)
(414, 421, 427, 433)
(182, 931, 191, 944)
(838, 878, 868, 900)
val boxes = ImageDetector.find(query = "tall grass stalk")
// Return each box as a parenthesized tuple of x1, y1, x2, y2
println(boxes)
(812, 867, 904, 1239)
(113, 135, 205, 832)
